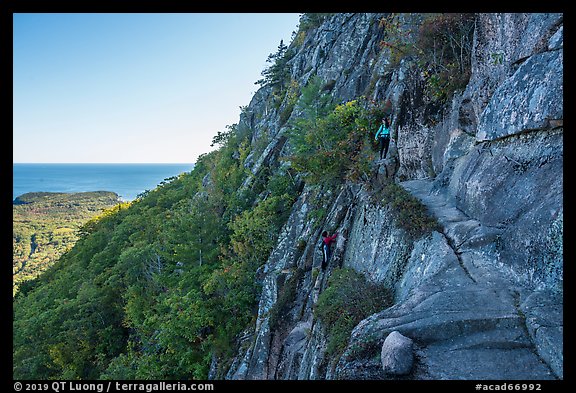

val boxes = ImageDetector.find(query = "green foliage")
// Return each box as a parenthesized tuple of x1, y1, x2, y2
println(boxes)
(12, 191, 121, 296)
(13, 117, 298, 380)
(417, 13, 475, 101)
(378, 13, 475, 102)
(308, 207, 327, 229)
(255, 40, 295, 97)
(210, 124, 235, 147)
(298, 13, 333, 32)
(292, 14, 334, 48)
(268, 268, 305, 331)
(279, 79, 301, 125)
(378, 13, 421, 67)
(286, 77, 379, 186)
(315, 268, 392, 358)
(228, 194, 293, 265)
(266, 165, 298, 200)
(295, 74, 335, 120)
(381, 182, 440, 239)
(13, 200, 131, 379)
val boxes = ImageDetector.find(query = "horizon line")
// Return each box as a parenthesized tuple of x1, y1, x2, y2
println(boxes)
(13, 162, 196, 165)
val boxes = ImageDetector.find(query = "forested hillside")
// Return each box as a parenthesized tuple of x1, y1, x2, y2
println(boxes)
(13, 191, 120, 295)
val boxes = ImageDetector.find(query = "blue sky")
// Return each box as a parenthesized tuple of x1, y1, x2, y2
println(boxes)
(13, 13, 301, 163)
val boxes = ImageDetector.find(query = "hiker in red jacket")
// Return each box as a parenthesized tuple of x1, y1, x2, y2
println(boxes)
(321, 231, 338, 270)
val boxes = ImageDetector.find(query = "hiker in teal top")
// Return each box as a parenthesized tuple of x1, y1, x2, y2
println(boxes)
(375, 116, 391, 159)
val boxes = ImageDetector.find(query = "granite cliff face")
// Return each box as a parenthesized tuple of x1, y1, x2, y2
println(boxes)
(219, 13, 563, 380)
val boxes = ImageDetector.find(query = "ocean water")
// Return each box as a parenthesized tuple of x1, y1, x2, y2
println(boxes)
(13, 163, 194, 201)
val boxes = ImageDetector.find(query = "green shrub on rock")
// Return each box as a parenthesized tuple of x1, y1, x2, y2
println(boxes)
(315, 268, 392, 357)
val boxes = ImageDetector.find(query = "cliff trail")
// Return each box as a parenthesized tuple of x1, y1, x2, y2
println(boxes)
(13, 13, 562, 381)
